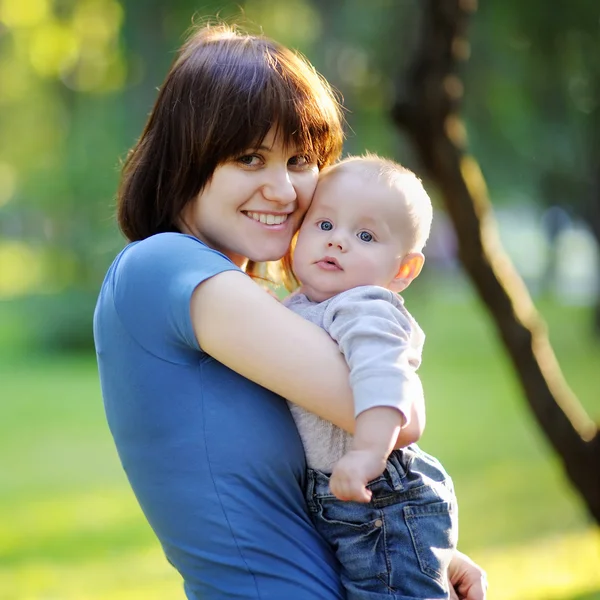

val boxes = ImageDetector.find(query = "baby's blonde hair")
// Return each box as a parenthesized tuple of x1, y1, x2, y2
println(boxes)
(320, 153, 433, 254)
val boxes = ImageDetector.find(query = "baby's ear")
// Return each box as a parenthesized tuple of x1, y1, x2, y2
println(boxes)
(389, 252, 424, 293)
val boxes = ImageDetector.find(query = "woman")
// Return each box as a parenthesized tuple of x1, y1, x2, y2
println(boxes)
(94, 22, 486, 599)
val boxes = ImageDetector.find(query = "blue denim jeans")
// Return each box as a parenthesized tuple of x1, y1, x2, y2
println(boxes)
(305, 445, 458, 600)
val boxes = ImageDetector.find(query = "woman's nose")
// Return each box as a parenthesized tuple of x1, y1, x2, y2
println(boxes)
(261, 168, 297, 205)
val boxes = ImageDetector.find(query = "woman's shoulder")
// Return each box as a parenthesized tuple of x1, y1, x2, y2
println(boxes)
(101, 232, 240, 326)
(111, 233, 238, 280)
(120, 232, 229, 262)
(97, 234, 240, 358)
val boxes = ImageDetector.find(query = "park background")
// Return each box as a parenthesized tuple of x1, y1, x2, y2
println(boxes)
(0, 0, 599, 599)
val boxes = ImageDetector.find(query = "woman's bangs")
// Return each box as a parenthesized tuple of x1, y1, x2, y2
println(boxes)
(200, 38, 342, 167)
(272, 97, 314, 155)
(251, 59, 333, 161)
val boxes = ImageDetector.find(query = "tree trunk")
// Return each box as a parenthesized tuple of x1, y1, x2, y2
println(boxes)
(391, 0, 600, 523)
(590, 106, 600, 337)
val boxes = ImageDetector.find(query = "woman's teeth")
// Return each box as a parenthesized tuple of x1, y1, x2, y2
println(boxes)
(246, 212, 288, 225)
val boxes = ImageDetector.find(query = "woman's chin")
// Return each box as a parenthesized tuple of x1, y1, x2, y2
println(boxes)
(248, 252, 287, 263)
(247, 242, 291, 264)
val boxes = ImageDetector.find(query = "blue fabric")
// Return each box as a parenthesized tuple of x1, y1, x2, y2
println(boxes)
(93, 233, 344, 599)
(305, 446, 458, 600)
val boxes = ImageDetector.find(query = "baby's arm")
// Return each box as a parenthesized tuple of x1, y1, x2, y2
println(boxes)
(331, 373, 424, 501)
(323, 287, 423, 502)
(329, 406, 403, 502)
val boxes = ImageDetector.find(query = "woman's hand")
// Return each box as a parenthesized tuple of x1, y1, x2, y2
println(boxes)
(448, 550, 487, 600)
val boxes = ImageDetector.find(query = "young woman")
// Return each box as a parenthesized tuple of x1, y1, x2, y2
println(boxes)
(94, 22, 487, 600)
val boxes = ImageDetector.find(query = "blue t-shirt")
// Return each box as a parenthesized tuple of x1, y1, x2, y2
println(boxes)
(93, 233, 343, 599)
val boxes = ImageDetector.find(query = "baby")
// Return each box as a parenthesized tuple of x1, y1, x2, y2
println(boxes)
(284, 154, 458, 599)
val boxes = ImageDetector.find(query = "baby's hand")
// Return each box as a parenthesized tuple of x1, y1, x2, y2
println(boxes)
(329, 450, 387, 503)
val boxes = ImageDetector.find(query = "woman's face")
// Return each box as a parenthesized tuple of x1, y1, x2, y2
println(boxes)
(179, 128, 318, 267)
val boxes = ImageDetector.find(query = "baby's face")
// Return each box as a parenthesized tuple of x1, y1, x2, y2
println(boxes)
(293, 170, 409, 302)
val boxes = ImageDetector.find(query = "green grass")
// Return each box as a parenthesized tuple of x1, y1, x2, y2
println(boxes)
(0, 289, 599, 599)
(408, 286, 600, 550)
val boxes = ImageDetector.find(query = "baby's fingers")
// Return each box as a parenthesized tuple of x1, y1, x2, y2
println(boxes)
(330, 474, 372, 503)
(353, 485, 372, 503)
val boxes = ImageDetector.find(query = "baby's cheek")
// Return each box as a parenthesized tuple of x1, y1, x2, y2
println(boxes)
(291, 235, 310, 266)
(290, 251, 310, 285)
(358, 256, 379, 274)
(357, 258, 386, 285)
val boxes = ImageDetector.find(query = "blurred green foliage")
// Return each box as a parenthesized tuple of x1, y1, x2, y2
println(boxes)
(0, 1, 599, 341)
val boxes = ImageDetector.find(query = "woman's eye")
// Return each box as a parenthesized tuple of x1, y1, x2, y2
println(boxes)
(318, 221, 333, 231)
(289, 154, 315, 168)
(237, 155, 261, 167)
(358, 231, 373, 242)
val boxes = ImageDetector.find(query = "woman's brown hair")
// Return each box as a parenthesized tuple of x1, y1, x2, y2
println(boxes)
(117, 23, 343, 286)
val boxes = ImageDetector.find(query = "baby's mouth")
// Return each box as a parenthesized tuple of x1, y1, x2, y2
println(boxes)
(316, 256, 342, 270)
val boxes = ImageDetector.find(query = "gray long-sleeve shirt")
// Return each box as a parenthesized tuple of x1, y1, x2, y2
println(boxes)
(284, 285, 425, 472)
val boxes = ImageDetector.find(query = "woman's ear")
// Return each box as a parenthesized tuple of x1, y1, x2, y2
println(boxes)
(389, 252, 424, 293)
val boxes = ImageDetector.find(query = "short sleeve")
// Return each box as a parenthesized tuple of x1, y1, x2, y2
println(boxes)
(111, 233, 241, 361)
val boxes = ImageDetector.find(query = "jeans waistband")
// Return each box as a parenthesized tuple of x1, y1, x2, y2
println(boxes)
(305, 446, 417, 502)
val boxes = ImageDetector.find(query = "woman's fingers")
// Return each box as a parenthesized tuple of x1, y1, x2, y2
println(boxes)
(448, 549, 487, 600)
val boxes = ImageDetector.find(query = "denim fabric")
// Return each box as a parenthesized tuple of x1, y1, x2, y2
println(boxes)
(306, 445, 458, 600)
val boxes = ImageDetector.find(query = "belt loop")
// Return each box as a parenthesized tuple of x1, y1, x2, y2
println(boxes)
(305, 468, 317, 510)
(385, 450, 405, 491)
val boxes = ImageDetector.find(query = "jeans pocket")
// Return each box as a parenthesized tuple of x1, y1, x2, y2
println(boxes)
(404, 500, 458, 585)
(314, 499, 389, 587)
(318, 496, 381, 528)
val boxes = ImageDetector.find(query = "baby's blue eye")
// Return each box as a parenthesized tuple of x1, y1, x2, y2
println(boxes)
(319, 221, 333, 231)
(358, 231, 373, 242)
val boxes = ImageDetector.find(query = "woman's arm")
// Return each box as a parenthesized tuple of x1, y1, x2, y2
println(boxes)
(191, 270, 426, 440)
(191, 270, 356, 432)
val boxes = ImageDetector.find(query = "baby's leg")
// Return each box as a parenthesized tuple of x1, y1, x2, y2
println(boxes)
(305, 447, 458, 600)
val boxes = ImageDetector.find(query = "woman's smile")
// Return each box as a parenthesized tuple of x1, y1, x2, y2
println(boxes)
(179, 127, 317, 265)
(243, 211, 290, 226)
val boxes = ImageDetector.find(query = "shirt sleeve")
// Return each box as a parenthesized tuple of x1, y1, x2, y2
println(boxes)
(322, 286, 422, 422)
(111, 233, 241, 361)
